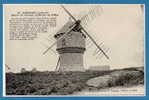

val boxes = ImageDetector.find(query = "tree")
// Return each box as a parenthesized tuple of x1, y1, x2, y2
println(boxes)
(31, 68, 37, 72)
(21, 68, 27, 73)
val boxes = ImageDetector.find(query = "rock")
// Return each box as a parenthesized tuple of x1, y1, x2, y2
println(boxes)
(86, 75, 111, 87)
(86, 70, 144, 88)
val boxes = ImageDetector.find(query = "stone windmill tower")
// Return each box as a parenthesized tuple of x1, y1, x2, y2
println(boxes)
(43, 5, 109, 71)
(54, 20, 86, 71)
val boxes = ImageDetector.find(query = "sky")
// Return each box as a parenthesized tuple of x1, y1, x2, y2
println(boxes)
(4, 4, 144, 72)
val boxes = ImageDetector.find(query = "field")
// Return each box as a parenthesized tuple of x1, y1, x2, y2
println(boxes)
(6, 67, 144, 95)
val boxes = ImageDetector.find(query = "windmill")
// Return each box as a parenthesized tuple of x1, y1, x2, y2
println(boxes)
(5, 64, 11, 71)
(43, 5, 110, 71)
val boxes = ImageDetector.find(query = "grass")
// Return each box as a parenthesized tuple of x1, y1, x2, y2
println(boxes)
(6, 67, 144, 95)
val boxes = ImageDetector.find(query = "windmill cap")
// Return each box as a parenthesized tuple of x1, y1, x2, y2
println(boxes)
(54, 20, 74, 38)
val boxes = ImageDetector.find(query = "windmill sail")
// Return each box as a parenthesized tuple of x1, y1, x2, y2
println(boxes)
(61, 5, 77, 22)
(80, 5, 103, 27)
(43, 5, 109, 60)
(43, 21, 76, 55)
(60, 5, 109, 60)
(81, 27, 109, 59)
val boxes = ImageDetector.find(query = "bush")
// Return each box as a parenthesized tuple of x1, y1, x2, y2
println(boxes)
(6, 68, 144, 95)
(107, 70, 144, 87)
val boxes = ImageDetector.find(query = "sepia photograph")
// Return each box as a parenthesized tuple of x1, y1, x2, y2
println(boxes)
(3, 4, 145, 96)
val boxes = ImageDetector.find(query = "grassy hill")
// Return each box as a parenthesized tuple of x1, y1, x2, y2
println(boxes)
(6, 67, 144, 95)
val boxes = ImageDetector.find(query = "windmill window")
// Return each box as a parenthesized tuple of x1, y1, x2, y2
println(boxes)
(62, 39, 66, 46)
(82, 33, 86, 38)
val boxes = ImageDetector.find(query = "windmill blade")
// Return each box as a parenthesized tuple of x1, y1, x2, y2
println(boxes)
(61, 5, 77, 22)
(45, 38, 54, 43)
(80, 5, 103, 27)
(95, 48, 109, 60)
(43, 22, 76, 55)
(81, 26, 109, 60)
(61, 5, 109, 60)
(96, 48, 110, 59)
(5, 64, 10, 70)
(93, 42, 103, 56)
(40, 42, 57, 55)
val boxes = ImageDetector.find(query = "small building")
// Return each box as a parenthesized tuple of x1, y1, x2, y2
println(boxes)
(89, 65, 110, 71)
(31, 68, 37, 72)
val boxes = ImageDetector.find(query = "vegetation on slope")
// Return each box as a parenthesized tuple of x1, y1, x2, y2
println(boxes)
(6, 67, 144, 95)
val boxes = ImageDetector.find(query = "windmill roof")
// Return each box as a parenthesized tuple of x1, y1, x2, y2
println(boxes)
(54, 20, 86, 39)
(56, 20, 74, 35)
